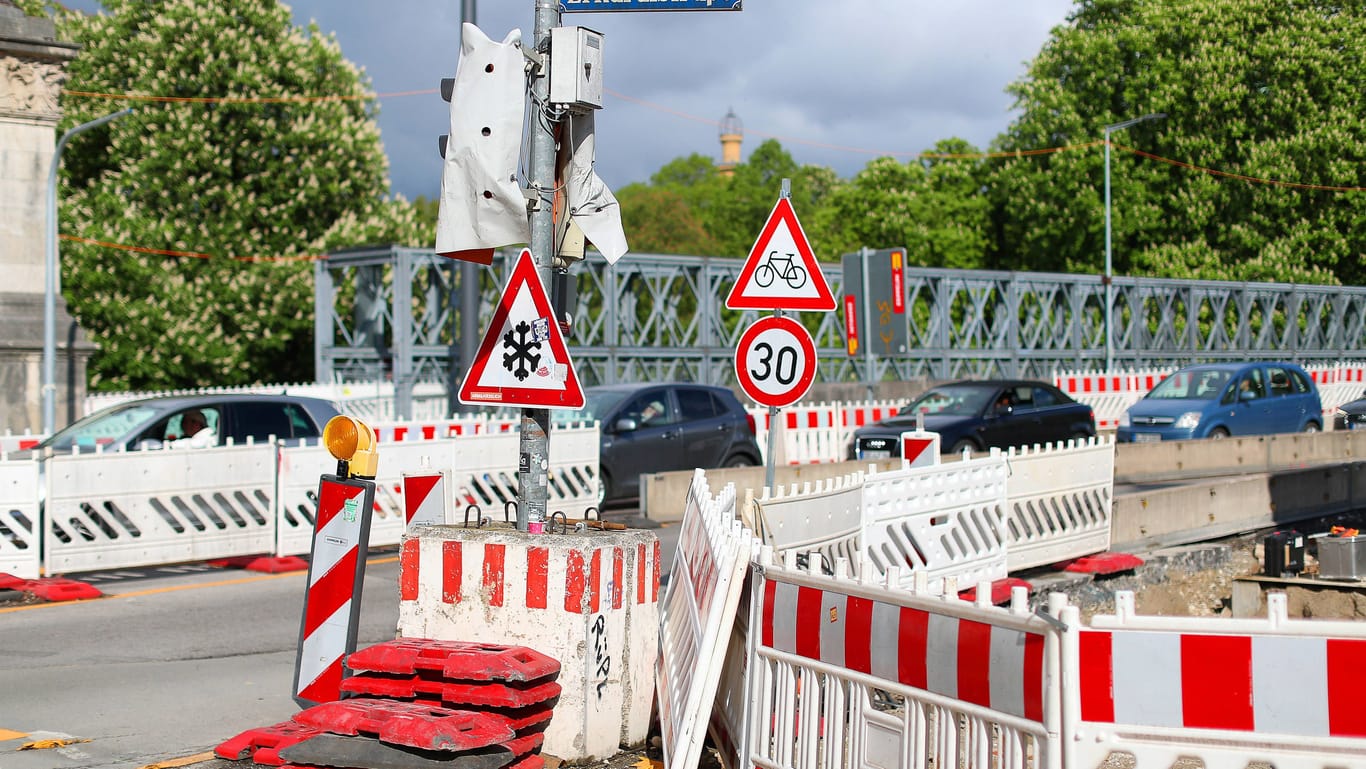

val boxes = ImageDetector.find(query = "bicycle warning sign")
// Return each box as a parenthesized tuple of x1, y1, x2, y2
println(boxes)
(725, 197, 836, 312)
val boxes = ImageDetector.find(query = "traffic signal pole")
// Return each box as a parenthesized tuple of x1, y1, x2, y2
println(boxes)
(516, 0, 563, 531)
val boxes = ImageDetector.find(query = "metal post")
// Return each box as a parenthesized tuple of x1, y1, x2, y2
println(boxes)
(1102, 111, 1165, 374)
(763, 179, 793, 493)
(455, 0, 480, 418)
(44, 108, 132, 435)
(515, 0, 561, 531)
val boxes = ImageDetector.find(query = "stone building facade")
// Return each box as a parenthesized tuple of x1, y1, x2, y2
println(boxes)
(0, 1, 89, 434)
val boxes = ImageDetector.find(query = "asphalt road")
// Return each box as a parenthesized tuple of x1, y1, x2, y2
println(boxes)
(0, 516, 678, 769)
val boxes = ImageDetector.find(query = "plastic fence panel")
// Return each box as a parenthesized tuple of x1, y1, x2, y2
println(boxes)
(44, 443, 278, 574)
(1003, 437, 1115, 571)
(754, 472, 865, 570)
(0, 457, 41, 579)
(860, 453, 1010, 592)
(745, 550, 1062, 769)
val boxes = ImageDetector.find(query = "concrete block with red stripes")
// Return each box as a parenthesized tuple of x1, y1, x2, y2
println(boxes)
(396, 526, 662, 763)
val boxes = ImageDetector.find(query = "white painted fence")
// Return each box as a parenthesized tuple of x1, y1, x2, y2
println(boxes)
(1002, 437, 1114, 571)
(1, 425, 601, 579)
(0, 431, 45, 454)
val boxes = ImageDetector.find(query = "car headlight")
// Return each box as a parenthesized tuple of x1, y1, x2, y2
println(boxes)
(1175, 411, 1202, 430)
(1118, 412, 1130, 428)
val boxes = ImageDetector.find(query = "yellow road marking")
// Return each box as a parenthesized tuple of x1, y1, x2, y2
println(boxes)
(0, 728, 28, 741)
(137, 750, 215, 768)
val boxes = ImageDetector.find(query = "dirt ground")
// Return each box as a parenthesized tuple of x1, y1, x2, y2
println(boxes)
(1051, 515, 1366, 623)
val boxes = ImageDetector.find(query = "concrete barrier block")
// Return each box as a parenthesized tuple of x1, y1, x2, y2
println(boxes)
(396, 525, 660, 763)
(642, 459, 898, 523)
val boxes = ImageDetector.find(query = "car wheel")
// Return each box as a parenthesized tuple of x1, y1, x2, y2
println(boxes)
(1209, 427, 1230, 439)
(950, 439, 977, 455)
(1303, 421, 1321, 434)
(597, 470, 613, 505)
(725, 454, 757, 468)
(1070, 431, 1091, 445)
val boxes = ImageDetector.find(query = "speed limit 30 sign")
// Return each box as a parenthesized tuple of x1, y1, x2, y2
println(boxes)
(735, 316, 817, 408)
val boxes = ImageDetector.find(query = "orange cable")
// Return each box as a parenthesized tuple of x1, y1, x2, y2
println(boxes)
(1112, 141, 1366, 193)
(59, 233, 323, 263)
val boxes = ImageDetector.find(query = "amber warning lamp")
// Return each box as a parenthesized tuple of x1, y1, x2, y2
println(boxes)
(323, 415, 379, 479)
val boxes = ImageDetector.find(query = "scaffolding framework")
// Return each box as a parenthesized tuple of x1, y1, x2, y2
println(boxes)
(315, 246, 1366, 417)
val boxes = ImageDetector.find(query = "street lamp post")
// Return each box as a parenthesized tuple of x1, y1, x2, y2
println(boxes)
(44, 107, 132, 435)
(1103, 111, 1165, 372)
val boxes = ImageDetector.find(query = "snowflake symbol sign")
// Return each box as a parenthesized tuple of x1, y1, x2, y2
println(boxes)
(502, 320, 542, 381)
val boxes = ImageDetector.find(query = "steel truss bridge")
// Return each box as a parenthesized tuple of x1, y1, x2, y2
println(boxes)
(315, 246, 1366, 416)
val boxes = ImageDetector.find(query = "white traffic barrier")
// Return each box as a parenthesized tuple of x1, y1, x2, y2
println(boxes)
(43, 442, 278, 575)
(657, 470, 755, 769)
(397, 526, 661, 762)
(744, 548, 1062, 769)
(369, 414, 517, 443)
(899, 429, 940, 469)
(1003, 436, 1114, 571)
(860, 451, 1010, 592)
(275, 424, 600, 557)
(1063, 590, 1366, 768)
(1053, 367, 1168, 431)
(752, 472, 865, 570)
(0, 456, 41, 579)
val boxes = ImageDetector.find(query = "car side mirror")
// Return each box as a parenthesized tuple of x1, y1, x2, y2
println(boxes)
(614, 417, 640, 433)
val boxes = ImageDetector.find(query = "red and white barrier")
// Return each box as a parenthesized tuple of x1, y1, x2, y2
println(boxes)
(1065, 590, 1366, 767)
(293, 476, 373, 706)
(402, 470, 448, 529)
(1053, 367, 1170, 430)
(397, 527, 661, 763)
(743, 549, 1060, 769)
(0, 431, 44, 455)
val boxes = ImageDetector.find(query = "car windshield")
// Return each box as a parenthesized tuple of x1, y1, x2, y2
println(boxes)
(39, 403, 161, 450)
(1148, 369, 1232, 400)
(551, 389, 632, 428)
(900, 385, 994, 418)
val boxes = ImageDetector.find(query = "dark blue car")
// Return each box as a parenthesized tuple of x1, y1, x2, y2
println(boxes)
(1117, 362, 1322, 442)
(847, 379, 1096, 458)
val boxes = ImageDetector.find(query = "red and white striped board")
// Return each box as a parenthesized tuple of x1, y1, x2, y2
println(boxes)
(403, 471, 448, 529)
(1079, 628, 1366, 737)
(759, 578, 1047, 722)
(899, 429, 941, 469)
(293, 475, 374, 707)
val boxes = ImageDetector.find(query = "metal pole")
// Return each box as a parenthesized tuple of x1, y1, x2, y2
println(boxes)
(456, 0, 480, 418)
(516, 0, 561, 531)
(44, 107, 132, 435)
(1101, 112, 1165, 374)
(1103, 129, 1113, 373)
(763, 179, 793, 493)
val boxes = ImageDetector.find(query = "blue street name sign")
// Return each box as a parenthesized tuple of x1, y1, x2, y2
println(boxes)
(559, 0, 741, 11)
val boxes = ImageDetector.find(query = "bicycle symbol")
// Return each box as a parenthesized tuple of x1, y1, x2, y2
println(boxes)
(754, 250, 808, 290)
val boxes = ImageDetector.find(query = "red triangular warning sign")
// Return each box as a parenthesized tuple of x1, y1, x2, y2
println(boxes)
(726, 197, 836, 312)
(458, 249, 585, 409)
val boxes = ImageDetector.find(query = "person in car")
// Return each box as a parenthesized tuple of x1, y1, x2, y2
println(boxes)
(169, 409, 216, 449)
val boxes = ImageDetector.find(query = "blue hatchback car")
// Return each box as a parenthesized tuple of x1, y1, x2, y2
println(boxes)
(1117, 362, 1322, 442)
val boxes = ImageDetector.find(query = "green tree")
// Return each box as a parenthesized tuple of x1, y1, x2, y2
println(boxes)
(990, 0, 1366, 285)
(816, 139, 991, 269)
(707, 139, 834, 258)
(54, 0, 425, 391)
(615, 183, 722, 256)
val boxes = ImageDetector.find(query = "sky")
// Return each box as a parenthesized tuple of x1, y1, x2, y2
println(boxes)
(61, 1, 1078, 201)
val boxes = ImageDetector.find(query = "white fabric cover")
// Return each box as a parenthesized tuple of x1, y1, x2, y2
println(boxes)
(435, 24, 531, 263)
(564, 111, 628, 263)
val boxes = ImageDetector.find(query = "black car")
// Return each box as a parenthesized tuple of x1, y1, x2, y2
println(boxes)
(560, 383, 763, 505)
(847, 379, 1096, 459)
(34, 393, 343, 453)
(1333, 389, 1366, 431)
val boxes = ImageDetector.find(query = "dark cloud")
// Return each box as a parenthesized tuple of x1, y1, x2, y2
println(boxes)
(60, 1, 1075, 199)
